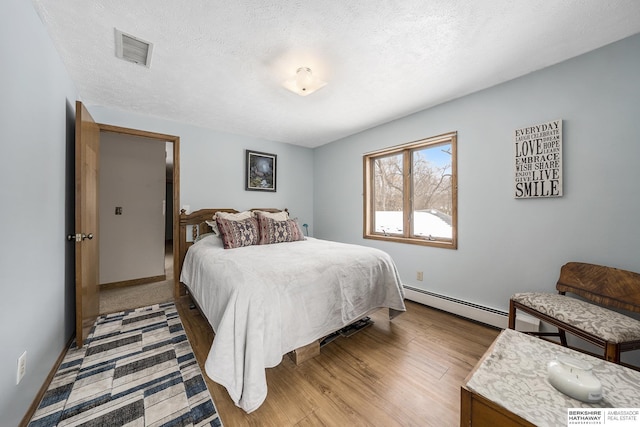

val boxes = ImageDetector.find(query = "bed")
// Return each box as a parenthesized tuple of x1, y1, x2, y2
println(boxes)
(177, 208, 406, 413)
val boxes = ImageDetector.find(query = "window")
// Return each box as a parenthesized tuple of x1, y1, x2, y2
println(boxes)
(363, 132, 457, 249)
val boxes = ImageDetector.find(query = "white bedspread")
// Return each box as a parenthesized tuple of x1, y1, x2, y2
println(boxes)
(180, 236, 406, 413)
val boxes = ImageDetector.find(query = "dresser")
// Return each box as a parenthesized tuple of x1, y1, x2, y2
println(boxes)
(461, 328, 640, 427)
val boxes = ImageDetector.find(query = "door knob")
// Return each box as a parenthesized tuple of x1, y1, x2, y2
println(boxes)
(67, 233, 94, 241)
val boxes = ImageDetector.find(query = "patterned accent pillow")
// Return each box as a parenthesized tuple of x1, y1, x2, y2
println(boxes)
(256, 214, 305, 245)
(216, 217, 259, 249)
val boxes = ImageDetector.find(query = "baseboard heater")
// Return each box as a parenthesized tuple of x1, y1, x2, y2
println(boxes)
(403, 286, 539, 332)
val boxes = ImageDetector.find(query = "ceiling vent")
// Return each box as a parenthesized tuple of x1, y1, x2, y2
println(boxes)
(115, 29, 153, 67)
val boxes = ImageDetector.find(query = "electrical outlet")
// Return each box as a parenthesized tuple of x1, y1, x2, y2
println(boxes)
(16, 351, 27, 385)
(417, 271, 423, 281)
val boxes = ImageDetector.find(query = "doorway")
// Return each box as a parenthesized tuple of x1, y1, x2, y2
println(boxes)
(97, 124, 180, 313)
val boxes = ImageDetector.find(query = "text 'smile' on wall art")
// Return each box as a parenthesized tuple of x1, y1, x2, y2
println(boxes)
(514, 119, 562, 199)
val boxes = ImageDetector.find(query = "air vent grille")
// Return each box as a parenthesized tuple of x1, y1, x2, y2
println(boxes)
(115, 29, 153, 67)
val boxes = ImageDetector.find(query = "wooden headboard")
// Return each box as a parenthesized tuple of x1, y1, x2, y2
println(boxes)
(176, 207, 288, 297)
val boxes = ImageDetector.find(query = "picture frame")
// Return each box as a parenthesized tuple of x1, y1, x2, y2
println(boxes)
(245, 150, 277, 192)
(514, 119, 562, 199)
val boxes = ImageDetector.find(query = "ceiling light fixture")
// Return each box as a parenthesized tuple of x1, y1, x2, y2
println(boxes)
(283, 67, 326, 96)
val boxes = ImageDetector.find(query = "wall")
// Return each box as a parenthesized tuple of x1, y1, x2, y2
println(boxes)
(166, 182, 173, 240)
(0, 0, 79, 425)
(89, 107, 315, 231)
(99, 133, 166, 284)
(314, 33, 640, 314)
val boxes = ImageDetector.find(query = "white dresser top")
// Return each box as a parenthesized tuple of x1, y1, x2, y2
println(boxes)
(466, 328, 640, 427)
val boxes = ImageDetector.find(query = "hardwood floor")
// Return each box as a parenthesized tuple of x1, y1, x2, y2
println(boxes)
(175, 297, 500, 427)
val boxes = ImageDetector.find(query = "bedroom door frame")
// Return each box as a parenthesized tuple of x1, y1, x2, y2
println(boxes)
(97, 123, 181, 298)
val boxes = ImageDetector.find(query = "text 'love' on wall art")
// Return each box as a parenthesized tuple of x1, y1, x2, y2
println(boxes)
(514, 119, 562, 199)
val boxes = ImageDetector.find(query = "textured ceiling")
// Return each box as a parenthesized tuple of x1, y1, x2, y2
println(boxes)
(32, 0, 640, 148)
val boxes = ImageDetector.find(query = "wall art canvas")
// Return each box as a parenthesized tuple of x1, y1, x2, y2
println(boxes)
(514, 119, 562, 199)
(246, 150, 277, 192)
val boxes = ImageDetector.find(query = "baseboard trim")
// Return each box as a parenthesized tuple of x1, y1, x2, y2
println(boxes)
(101, 274, 166, 290)
(20, 334, 75, 427)
(404, 286, 540, 331)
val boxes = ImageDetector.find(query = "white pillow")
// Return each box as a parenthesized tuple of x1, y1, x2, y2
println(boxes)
(215, 210, 255, 221)
(254, 210, 289, 221)
(205, 220, 221, 236)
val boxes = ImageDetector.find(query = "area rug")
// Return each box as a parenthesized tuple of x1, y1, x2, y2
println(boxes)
(28, 302, 223, 427)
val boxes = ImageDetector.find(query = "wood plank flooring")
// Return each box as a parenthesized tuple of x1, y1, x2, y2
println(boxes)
(175, 297, 500, 427)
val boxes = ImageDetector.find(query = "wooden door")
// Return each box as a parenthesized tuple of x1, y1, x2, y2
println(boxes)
(74, 101, 100, 347)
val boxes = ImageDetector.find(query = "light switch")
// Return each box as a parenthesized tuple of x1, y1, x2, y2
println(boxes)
(115, 207, 123, 215)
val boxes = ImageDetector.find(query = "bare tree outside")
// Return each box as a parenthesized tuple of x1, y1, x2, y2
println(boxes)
(373, 143, 452, 238)
(374, 153, 403, 210)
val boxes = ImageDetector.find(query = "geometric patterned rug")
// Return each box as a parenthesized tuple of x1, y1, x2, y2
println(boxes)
(28, 302, 223, 427)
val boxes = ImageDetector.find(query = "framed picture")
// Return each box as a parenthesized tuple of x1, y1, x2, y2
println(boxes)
(514, 119, 562, 199)
(245, 150, 277, 192)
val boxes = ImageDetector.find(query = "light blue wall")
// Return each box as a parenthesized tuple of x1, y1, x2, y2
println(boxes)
(314, 33, 640, 313)
(0, 0, 78, 425)
(88, 106, 315, 231)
